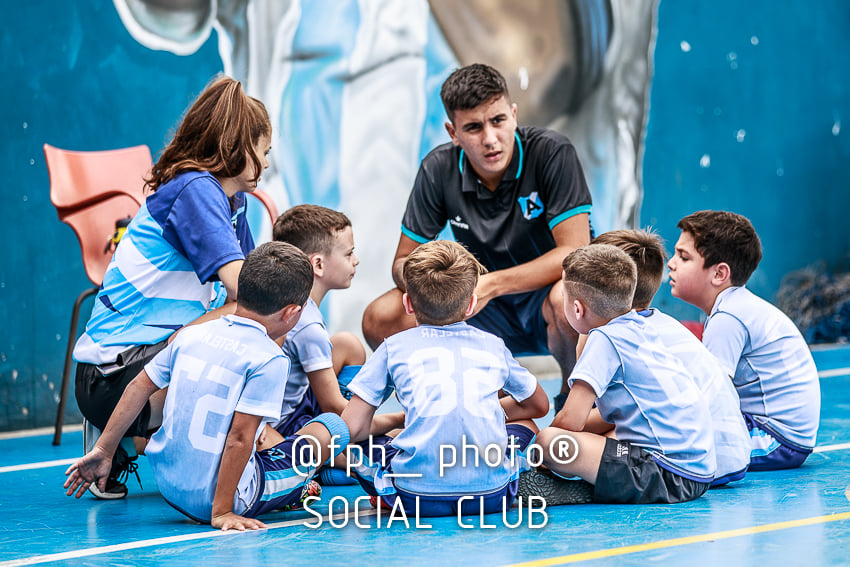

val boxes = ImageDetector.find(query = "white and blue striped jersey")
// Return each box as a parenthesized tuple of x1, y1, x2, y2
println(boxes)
(144, 315, 289, 522)
(73, 171, 254, 365)
(640, 309, 750, 481)
(275, 298, 333, 426)
(570, 311, 716, 482)
(704, 286, 820, 449)
(347, 322, 538, 495)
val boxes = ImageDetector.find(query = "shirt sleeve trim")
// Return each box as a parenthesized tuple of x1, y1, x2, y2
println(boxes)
(549, 204, 592, 230)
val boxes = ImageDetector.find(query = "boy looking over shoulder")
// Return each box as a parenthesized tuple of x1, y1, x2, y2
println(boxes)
(342, 240, 549, 517)
(534, 244, 715, 504)
(668, 210, 820, 470)
(271, 205, 402, 440)
(593, 229, 750, 486)
(64, 242, 350, 530)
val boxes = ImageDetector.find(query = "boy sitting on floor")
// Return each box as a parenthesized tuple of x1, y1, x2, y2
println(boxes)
(341, 240, 549, 516)
(271, 206, 403, 486)
(592, 229, 750, 486)
(668, 210, 820, 470)
(532, 244, 716, 504)
(65, 242, 350, 530)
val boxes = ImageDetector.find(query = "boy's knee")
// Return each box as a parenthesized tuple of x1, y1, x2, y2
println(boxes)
(361, 290, 410, 349)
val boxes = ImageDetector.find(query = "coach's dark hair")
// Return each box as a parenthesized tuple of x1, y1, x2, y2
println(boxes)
(677, 210, 762, 286)
(440, 63, 510, 122)
(273, 204, 351, 256)
(237, 242, 313, 315)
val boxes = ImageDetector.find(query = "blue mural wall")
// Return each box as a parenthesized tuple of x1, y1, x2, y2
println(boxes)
(644, 1, 850, 321)
(1, 0, 849, 431)
(0, 3, 222, 431)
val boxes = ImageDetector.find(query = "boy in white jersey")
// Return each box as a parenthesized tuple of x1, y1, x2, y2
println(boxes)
(341, 240, 549, 516)
(271, 205, 403, 484)
(668, 210, 820, 470)
(591, 229, 750, 486)
(534, 245, 716, 504)
(64, 242, 351, 531)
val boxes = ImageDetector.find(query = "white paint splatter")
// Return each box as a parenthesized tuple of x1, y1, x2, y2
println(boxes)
(680, 41, 691, 52)
(22, 122, 28, 129)
(750, 36, 759, 46)
(700, 154, 711, 168)
(518, 67, 529, 91)
(736, 129, 746, 142)
(833, 121, 841, 136)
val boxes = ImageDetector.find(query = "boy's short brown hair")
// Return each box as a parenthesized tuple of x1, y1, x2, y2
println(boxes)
(592, 229, 667, 309)
(562, 244, 637, 319)
(237, 241, 313, 315)
(273, 204, 351, 256)
(403, 240, 486, 326)
(677, 210, 762, 286)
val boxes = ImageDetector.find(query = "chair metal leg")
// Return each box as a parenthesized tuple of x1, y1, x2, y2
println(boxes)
(53, 286, 98, 446)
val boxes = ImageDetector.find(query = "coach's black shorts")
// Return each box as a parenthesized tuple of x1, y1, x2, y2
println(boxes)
(593, 438, 710, 504)
(75, 340, 168, 437)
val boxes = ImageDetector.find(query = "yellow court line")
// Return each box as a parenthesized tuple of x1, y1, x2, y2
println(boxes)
(500, 511, 850, 567)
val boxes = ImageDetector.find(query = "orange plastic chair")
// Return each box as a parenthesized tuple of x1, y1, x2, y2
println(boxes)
(44, 143, 153, 445)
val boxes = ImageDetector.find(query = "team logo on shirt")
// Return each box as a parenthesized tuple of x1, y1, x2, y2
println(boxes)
(517, 191, 544, 220)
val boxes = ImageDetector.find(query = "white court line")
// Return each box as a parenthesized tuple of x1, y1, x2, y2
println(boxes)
(813, 442, 850, 453)
(0, 508, 378, 567)
(0, 458, 76, 473)
(819, 367, 850, 378)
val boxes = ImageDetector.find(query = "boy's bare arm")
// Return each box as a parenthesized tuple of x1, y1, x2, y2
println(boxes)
(64, 370, 160, 498)
(370, 411, 405, 435)
(582, 407, 613, 435)
(501, 383, 549, 421)
(211, 411, 265, 531)
(550, 380, 596, 431)
(340, 395, 378, 443)
(307, 368, 349, 415)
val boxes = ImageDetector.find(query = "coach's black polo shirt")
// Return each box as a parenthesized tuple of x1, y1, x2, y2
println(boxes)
(401, 126, 592, 272)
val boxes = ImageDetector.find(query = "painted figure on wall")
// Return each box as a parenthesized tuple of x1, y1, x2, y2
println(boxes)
(113, 0, 655, 333)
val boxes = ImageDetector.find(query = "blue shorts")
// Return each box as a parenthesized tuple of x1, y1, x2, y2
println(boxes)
(274, 388, 322, 438)
(246, 413, 350, 518)
(352, 424, 536, 517)
(467, 286, 550, 357)
(743, 413, 812, 471)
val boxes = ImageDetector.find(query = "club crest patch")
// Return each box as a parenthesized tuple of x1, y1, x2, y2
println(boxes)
(517, 191, 544, 220)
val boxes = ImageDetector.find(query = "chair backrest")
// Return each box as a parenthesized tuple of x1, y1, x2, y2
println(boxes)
(63, 195, 142, 286)
(44, 144, 152, 211)
(44, 144, 153, 286)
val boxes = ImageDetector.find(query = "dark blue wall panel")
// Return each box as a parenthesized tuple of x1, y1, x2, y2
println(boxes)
(0, 2, 221, 430)
(643, 0, 850, 320)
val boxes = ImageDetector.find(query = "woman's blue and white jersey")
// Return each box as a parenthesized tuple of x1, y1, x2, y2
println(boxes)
(347, 322, 538, 495)
(704, 286, 820, 449)
(570, 311, 716, 482)
(73, 171, 254, 365)
(144, 315, 289, 522)
(640, 309, 750, 480)
(275, 298, 333, 426)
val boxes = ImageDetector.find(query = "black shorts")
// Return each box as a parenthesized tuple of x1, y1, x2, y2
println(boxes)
(593, 438, 710, 504)
(75, 340, 168, 437)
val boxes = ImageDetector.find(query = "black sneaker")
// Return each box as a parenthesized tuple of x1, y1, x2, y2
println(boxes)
(517, 469, 593, 506)
(89, 444, 141, 500)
